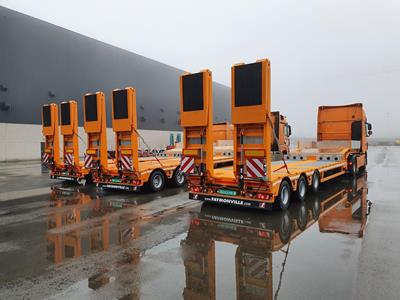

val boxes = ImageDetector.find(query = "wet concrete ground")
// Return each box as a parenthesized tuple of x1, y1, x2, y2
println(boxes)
(0, 146, 399, 299)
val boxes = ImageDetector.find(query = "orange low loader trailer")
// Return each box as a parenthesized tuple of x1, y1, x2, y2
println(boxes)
(83, 91, 118, 184)
(181, 58, 372, 210)
(41, 103, 62, 172)
(94, 87, 184, 192)
(47, 100, 91, 183)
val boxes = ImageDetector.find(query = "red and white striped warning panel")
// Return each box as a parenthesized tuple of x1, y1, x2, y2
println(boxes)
(120, 154, 133, 171)
(246, 157, 265, 178)
(84, 154, 93, 168)
(244, 253, 268, 280)
(180, 156, 195, 174)
(65, 153, 74, 165)
(42, 153, 50, 164)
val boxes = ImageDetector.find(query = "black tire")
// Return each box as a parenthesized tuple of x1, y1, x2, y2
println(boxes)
(310, 171, 320, 193)
(84, 173, 93, 185)
(276, 180, 291, 210)
(296, 176, 307, 202)
(278, 210, 292, 244)
(172, 168, 186, 187)
(148, 170, 166, 192)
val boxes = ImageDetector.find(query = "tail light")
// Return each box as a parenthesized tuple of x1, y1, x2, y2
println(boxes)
(256, 193, 270, 200)
(191, 186, 201, 193)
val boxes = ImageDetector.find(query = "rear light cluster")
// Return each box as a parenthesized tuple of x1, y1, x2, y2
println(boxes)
(256, 193, 270, 200)
(245, 192, 271, 200)
(191, 186, 201, 193)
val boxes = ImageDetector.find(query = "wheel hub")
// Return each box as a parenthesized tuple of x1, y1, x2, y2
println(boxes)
(153, 174, 162, 189)
(281, 186, 289, 205)
(176, 171, 184, 184)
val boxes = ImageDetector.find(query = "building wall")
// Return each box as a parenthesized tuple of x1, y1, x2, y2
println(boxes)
(0, 7, 230, 161)
(0, 122, 181, 161)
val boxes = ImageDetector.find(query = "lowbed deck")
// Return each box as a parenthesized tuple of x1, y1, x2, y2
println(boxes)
(212, 159, 347, 184)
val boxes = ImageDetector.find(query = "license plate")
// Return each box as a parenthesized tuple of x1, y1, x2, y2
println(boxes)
(111, 178, 121, 183)
(217, 189, 237, 196)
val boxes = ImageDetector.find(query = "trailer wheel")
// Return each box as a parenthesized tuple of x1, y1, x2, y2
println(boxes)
(276, 180, 291, 210)
(149, 170, 166, 192)
(296, 176, 307, 202)
(172, 168, 186, 187)
(84, 173, 93, 185)
(310, 171, 320, 193)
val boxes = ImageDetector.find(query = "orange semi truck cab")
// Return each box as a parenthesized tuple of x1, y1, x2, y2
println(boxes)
(271, 111, 291, 155)
(316, 103, 372, 174)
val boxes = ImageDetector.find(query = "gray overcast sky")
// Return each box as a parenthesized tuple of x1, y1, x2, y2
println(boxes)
(1, 0, 400, 138)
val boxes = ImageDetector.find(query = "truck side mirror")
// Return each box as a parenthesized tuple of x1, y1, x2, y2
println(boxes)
(367, 123, 372, 131)
(368, 130, 372, 136)
(288, 125, 292, 137)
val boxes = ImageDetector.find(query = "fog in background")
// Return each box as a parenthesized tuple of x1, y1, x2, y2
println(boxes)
(1, 0, 399, 138)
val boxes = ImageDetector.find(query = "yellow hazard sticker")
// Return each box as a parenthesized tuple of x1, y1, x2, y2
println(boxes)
(86, 149, 96, 155)
(120, 149, 132, 155)
(66, 149, 74, 153)
(245, 150, 265, 157)
(183, 149, 199, 156)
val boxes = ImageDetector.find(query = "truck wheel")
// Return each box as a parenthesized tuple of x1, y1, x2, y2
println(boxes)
(172, 168, 186, 187)
(276, 180, 291, 210)
(310, 171, 320, 193)
(149, 170, 166, 192)
(296, 176, 307, 202)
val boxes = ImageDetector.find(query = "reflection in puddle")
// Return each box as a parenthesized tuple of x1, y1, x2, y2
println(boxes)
(181, 173, 370, 299)
(46, 186, 140, 264)
(41, 174, 370, 299)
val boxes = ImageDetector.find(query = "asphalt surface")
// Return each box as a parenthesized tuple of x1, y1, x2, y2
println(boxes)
(0, 146, 399, 299)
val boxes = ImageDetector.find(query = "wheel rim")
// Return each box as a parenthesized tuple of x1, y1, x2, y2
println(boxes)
(176, 171, 185, 184)
(153, 174, 163, 189)
(299, 180, 306, 198)
(281, 185, 290, 206)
